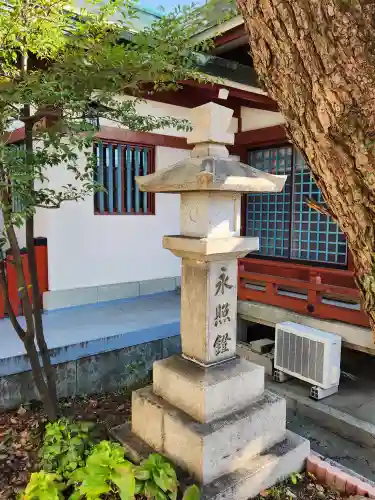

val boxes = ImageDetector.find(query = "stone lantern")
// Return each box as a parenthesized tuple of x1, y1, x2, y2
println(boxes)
(117, 102, 309, 500)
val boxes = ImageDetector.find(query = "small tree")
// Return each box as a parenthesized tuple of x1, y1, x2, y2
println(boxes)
(0, 0, 217, 419)
(237, 0, 375, 335)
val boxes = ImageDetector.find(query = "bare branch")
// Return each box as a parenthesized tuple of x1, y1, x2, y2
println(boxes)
(304, 197, 337, 221)
(35, 203, 60, 209)
(35, 196, 86, 209)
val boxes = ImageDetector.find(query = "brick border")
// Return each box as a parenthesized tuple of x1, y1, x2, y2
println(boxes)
(307, 454, 375, 497)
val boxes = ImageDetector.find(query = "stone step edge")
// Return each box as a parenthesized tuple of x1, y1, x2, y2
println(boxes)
(113, 420, 375, 497)
(112, 423, 309, 500)
(133, 385, 285, 435)
(307, 452, 375, 497)
(267, 379, 375, 448)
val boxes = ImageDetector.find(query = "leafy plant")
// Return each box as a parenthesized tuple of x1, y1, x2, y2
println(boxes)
(69, 440, 135, 500)
(40, 419, 95, 479)
(19, 471, 65, 500)
(182, 485, 201, 500)
(23, 430, 201, 500)
(133, 453, 179, 500)
(289, 472, 303, 485)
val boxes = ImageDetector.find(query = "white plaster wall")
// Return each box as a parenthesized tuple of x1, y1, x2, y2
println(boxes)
(40, 146, 187, 291)
(241, 107, 284, 131)
(32, 97, 239, 291)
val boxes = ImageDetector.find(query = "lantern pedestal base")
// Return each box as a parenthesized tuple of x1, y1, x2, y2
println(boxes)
(113, 421, 309, 500)
(131, 384, 288, 485)
(153, 355, 264, 423)
(116, 354, 309, 494)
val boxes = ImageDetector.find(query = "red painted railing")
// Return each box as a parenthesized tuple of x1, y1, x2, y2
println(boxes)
(0, 238, 48, 318)
(238, 257, 369, 328)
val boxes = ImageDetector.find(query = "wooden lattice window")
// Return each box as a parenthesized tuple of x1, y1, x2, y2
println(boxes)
(94, 142, 155, 215)
(245, 145, 347, 266)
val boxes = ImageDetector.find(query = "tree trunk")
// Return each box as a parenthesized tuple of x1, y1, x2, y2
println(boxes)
(24, 115, 57, 408)
(6, 223, 57, 420)
(24, 331, 58, 421)
(237, 0, 375, 336)
(23, 105, 58, 418)
(26, 218, 57, 406)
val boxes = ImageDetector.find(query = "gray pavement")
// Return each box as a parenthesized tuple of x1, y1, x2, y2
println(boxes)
(286, 409, 375, 481)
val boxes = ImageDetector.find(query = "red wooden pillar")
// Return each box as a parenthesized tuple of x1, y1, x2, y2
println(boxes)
(34, 237, 48, 296)
(4, 238, 48, 318)
(0, 268, 5, 319)
(6, 255, 22, 316)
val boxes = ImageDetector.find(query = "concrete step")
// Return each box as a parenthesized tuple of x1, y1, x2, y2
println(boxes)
(153, 355, 264, 423)
(268, 380, 375, 448)
(201, 430, 309, 500)
(286, 410, 375, 482)
(112, 423, 309, 500)
(132, 386, 286, 483)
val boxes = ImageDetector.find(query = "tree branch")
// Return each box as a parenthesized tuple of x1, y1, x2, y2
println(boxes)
(35, 203, 60, 209)
(304, 197, 337, 221)
(35, 196, 85, 209)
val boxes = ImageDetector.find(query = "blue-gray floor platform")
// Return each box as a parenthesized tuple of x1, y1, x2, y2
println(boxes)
(0, 291, 181, 410)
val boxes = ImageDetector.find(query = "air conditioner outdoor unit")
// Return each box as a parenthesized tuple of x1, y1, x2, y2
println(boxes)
(274, 322, 342, 400)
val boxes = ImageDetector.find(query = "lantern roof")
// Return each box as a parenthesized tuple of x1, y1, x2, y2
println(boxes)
(135, 102, 287, 194)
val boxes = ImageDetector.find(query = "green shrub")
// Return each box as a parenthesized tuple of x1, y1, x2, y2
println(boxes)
(133, 453, 179, 500)
(23, 418, 201, 500)
(68, 440, 135, 500)
(40, 419, 95, 479)
(19, 471, 65, 500)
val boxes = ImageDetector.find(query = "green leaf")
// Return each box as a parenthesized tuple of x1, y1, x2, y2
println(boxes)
(168, 489, 177, 500)
(78, 474, 111, 497)
(112, 465, 136, 500)
(182, 485, 201, 500)
(153, 469, 171, 492)
(289, 472, 302, 485)
(68, 491, 82, 500)
(163, 462, 177, 480)
(40, 419, 95, 479)
(21, 471, 65, 500)
(133, 465, 151, 481)
(145, 480, 163, 499)
(135, 481, 145, 495)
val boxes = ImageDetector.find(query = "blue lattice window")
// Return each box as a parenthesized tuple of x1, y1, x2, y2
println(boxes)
(94, 142, 155, 215)
(247, 146, 293, 258)
(246, 146, 347, 266)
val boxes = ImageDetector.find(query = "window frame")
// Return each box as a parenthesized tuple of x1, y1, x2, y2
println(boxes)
(244, 144, 348, 270)
(93, 139, 156, 216)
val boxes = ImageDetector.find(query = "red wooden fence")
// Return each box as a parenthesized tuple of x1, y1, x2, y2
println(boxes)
(238, 257, 369, 328)
(0, 239, 48, 318)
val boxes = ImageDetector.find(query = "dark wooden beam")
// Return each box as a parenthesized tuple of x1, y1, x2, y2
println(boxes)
(214, 24, 247, 47)
(235, 124, 287, 147)
(96, 127, 193, 150)
(143, 85, 242, 111)
(4, 126, 193, 150)
(5, 115, 286, 154)
(143, 82, 278, 112)
(182, 80, 278, 112)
